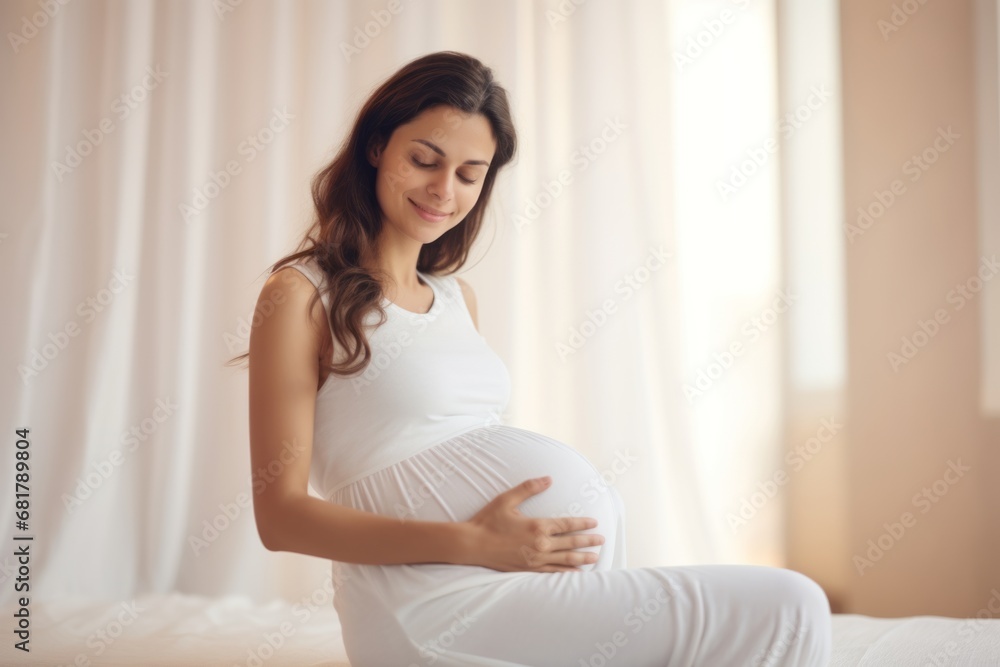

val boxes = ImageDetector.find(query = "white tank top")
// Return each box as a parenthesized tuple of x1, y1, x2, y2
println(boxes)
(286, 257, 512, 500)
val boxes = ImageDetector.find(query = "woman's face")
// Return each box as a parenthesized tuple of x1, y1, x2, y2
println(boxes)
(370, 105, 497, 244)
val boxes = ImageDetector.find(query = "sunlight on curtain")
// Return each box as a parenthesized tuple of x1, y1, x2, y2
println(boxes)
(0, 0, 831, 607)
(668, 0, 783, 564)
(776, 0, 849, 593)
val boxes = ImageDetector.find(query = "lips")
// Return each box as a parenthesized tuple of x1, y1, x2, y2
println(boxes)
(409, 198, 450, 217)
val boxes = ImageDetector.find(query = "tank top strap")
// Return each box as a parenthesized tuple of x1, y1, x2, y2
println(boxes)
(284, 257, 334, 321)
(422, 271, 476, 331)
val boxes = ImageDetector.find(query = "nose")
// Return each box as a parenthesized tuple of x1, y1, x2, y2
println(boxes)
(426, 171, 455, 203)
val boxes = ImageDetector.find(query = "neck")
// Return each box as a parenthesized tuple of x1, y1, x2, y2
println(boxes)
(367, 223, 425, 291)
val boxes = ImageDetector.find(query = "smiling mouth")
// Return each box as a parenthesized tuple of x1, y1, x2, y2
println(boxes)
(409, 199, 450, 217)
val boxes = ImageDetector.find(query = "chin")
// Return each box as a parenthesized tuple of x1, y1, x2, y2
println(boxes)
(424, 230, 454, 245)
(412, 218, 462, 241)
(404, 226, 449, 245)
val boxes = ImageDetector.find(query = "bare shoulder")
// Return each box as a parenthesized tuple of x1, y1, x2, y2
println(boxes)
(269, 264, 326, 314)
(253, 266, 331, 354)
(266, 263, 315, 295)
(454, 275, 478, 330)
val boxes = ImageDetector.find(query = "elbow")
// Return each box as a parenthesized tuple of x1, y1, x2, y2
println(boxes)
(254, 513, 283, 552)
(259, 530, 281, 552)
(254, 494, 306, 552)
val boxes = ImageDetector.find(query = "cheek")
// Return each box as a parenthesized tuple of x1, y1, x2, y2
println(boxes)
(375, 169, 393, 203)
(459, 186, 485, 214)
(378, 158, 418, 199)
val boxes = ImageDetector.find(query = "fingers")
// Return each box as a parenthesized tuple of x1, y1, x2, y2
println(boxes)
(549, 515, 599, 535)
(551, 532, 605, 552)
(519, 536, 603, 570)
(487, 476, 607, 573)
(520, 549, 596, 569)
(500, 476, 552, 508)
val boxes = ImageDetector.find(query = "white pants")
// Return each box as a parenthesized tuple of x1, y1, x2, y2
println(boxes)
(327, 427, 833, 666)
(334, 560, 833, 667)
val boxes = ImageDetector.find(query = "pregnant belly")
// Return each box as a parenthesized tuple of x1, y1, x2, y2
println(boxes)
(327, 424, 621, 571)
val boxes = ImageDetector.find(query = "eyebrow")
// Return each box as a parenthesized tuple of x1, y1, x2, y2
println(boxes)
(411, 139, 491, 167)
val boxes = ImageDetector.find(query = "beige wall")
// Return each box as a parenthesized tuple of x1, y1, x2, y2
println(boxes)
(787, 0, 997, 617)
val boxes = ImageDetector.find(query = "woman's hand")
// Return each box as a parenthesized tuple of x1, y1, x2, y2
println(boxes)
(459, 476, 605, 573)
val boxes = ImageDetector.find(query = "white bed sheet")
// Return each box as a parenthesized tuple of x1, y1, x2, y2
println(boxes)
(829, 613, 1000, 666)
(0, 592, 351, 667)
(3, 594, 1000, 666)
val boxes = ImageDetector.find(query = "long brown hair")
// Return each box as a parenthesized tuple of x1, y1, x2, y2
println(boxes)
(228, 51, 517, 376)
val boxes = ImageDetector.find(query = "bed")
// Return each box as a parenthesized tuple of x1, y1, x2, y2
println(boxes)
(3, 593, 999, 666)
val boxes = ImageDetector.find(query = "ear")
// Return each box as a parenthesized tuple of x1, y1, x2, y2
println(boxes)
(367, 137, 386, 168)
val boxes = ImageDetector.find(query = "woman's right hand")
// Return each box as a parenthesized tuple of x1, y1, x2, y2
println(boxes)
(460, 476, 606, 573)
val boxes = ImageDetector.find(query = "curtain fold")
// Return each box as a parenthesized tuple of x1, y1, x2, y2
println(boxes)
(2, 0, 790, 605)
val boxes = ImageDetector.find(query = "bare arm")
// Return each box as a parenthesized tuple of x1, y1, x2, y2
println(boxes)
(248, 267, 469, 565)
(249, 267, 603, 572)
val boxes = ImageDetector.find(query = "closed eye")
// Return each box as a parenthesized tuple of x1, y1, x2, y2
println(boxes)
(411, 156, 478, 185)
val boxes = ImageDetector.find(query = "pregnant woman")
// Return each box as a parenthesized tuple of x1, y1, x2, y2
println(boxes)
(239, 51, 832, 666)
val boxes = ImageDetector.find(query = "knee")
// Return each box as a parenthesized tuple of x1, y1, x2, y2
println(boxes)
(777, 569, 830, 614)
(767, 569, 832, 665)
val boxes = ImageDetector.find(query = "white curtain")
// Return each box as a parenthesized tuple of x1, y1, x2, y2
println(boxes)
(1, 0, 800, 606)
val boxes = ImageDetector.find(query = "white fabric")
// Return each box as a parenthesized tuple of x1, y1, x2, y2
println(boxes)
(286, 257, 624, 569)
(9, 0, 992, 638)
(286, 259, 512, 499)
(282, 259, 831, 666)
(0, 0, 807, 613)
(4, 594, 1000, 667)
(0, 593, 352, 667)
(828, 613, 1000, 667)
